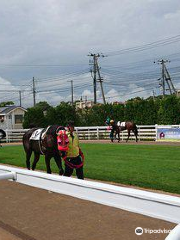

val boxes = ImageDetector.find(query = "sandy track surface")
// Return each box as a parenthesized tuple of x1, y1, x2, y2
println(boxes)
(0, 180, 176, 240)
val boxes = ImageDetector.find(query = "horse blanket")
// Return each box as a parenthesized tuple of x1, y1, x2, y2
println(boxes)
(117, 121, 126, 127)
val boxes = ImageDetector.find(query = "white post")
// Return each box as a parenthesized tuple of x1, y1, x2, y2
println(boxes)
(165, 224, 180, 240)
(155, 124, 158, 141)
(0, 172, 16, 181)
(97, 127, 99, 140)
(5, 129, 8, 143)
(88, 128, 90, 140)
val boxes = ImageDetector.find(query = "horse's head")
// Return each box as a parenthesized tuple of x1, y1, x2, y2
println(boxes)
(57, 130, 69, 156)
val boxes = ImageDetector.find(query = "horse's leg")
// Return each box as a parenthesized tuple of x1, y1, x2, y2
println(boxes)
(54, 154, 64, 175)
(135, 127, 138, 142)
(116, 130, 120, 142)
(45, 155, 52, 174)
(126, 130, 130, 142)
(132, 129, 138, 142)
(32, 152, 40, 171)
(26, 150, 32, 170)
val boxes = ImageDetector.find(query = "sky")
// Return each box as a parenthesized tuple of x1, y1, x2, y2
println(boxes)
(0, 0, 180, 107)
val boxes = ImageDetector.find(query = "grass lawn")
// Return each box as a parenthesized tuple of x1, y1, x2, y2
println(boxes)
(0, 143, 180, 194)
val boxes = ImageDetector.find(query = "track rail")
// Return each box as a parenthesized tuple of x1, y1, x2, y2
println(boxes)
(0, 164, 180, 225)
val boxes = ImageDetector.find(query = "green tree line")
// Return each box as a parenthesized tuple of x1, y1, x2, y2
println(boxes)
(23, 95, 180, 128)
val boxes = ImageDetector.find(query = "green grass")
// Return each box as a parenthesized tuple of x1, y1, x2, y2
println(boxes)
(0, 144, 180, 194)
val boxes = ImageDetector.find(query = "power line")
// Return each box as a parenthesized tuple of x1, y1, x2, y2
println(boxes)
(105, 34, 180, 57)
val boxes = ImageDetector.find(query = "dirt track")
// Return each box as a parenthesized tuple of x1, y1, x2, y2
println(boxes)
(0, 180, 176, 240)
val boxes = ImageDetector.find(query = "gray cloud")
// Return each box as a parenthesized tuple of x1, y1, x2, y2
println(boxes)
(0, 0, 180, 106)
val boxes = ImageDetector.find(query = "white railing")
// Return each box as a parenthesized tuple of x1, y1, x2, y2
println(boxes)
(75, 125, 156, 141)
(0, 165, 180, 224)
(2, 125, 156, 143)
(166, 224, 180, 240)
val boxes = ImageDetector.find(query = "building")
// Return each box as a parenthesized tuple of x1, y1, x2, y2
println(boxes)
(112, 101, 125, 105)
(76, 100, 94, 110)
(0, 106, 27, 130)
(176, 90, 180, 97)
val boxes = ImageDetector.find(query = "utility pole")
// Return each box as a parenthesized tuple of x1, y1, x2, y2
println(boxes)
(89, 54, 97, 104)
(68, 80, 74, 105)
(164, 64, 176, 94)
(88, 53, 106, 104)
(32, 77, 36, 107)
(19, 91, 22, 107)
(156, 59, 176, 97)
(152, 90, 155, 101)
(97, 62, 106, 104)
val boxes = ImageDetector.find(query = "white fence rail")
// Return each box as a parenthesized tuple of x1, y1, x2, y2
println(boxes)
(0, 165, 180, 224)
(2, 125, 156, 143)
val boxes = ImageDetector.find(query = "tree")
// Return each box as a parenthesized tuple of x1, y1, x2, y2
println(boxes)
(158, 95, 180, 124)
(0, 101, 14, 107)
(23, 107, 46, 128)
(35, 101, 51, 111)
(55, 102, 78, 126)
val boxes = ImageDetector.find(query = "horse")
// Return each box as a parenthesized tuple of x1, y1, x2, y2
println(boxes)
(23, 125, 69, 175)
(0, 129, 6, 146)
(106, 119, 138, 142)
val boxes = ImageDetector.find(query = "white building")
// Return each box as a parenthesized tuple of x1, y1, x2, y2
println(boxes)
(0, 106, 27, 130)
(76, 100, 94, 110)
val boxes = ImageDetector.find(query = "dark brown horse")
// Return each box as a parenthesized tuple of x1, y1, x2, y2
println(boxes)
(23, 125, 68, 175)
(106, 119, 138, 142)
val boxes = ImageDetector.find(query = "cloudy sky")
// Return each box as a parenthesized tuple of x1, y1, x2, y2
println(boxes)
(0, 0, 180, 107)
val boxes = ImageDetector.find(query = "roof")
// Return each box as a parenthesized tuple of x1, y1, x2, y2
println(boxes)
(0, 106, 27, 115)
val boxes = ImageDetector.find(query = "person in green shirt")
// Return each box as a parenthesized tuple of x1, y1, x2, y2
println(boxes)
(63, 121, 84, 179)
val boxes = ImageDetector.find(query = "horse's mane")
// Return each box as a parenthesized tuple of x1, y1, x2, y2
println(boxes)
(29, 123, 37, 128)
(47, 125, 65, 136)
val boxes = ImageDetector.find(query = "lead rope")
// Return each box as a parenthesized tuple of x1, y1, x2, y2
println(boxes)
(62, 155, 84, 169)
